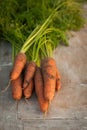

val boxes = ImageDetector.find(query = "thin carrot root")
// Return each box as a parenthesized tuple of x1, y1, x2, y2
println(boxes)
(24, 97, 29, 105)
(23, 62, 36, 89)
(0, 80, 11, 94)
(48, 100, 52, 106)
(41, 57, 56, 102)
(16, 100, 19, 111)
(43, 110, 48, 119)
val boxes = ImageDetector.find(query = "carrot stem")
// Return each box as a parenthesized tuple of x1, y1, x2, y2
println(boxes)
(20, 3, 65, 53)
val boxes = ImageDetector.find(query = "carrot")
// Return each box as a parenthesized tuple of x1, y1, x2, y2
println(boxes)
(23, 79, 34, 99)
(56, 68, 61, 91)
(0, 53, 26, 94)
(23, 62, 36, 89)
(34, 67, 49, 113)
(10, 52, 27, 80)
(11, 75, 22, 100)
(41, 57, 56, 102)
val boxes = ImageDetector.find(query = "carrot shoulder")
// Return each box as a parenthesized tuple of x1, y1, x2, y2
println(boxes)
(41, 57, 56, 102)
(34, 67, 49, 113)
(11, 75, 22, 100)
(10, 53, 27, 80)
(23, 79, 34, 99)
(23, 62, 36, 89)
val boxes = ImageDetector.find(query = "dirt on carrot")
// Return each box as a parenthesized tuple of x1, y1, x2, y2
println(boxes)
(41, 57, 57, 102)
(23, 79, 34, 99)
(56, 68, 61, 91)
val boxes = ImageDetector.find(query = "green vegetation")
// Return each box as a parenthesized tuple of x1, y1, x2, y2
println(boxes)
(0, 0, 85, 64)
(77, 0, 87, 3)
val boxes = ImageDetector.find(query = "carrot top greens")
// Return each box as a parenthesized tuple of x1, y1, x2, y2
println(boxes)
(0, 0, 85, 65)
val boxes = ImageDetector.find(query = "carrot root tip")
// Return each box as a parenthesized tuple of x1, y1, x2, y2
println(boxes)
(16, 100, 19, 111)
(0, 80, 11, 94)
(43, 111, 47, 119)
(24, 97, 29, 105)
(49, 100, 52, 106)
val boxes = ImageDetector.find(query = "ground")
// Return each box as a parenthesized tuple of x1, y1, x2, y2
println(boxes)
(0, 4, 87, 130)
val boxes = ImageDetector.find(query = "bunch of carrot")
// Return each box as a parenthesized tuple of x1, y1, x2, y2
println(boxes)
(1, 6, 62, 115)
(9, 52, 61, 114)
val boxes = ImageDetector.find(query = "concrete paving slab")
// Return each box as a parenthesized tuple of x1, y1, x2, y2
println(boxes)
(23, 119, 87, 130)
(0, 40, 12, 66)
(18, 83, 87, 120)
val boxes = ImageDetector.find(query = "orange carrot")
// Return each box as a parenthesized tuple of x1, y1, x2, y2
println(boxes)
(0, 53, 26, 94)
(34, 67, 49, 113)
(10, 52, 27, 80)
(23, 62, 36, 89)
(11, 75, 22, 100)
(41, 57, 56, 102)
(56, 68, 61, 91)
(23, 79, 34, 99)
